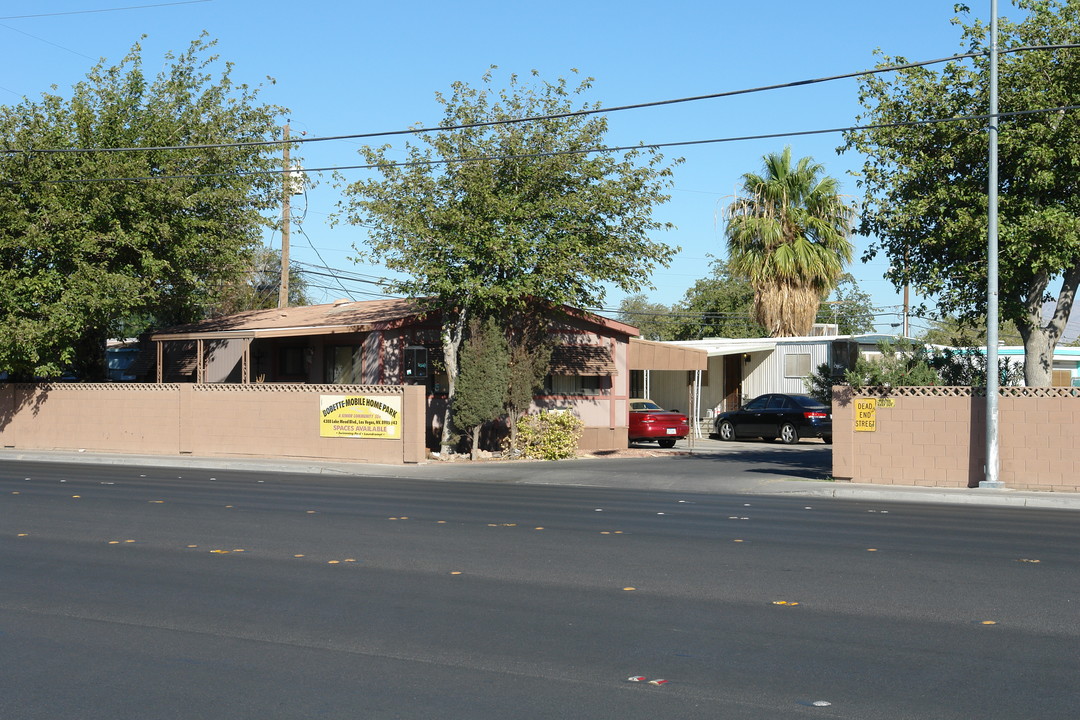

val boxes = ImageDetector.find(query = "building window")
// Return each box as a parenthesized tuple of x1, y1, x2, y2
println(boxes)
(279, 346, 309, 379)
(404, 346, 428, 380)
(544, 375, 605, 396)
(784, 353, 811, 378)
(326, 345, 362, 384)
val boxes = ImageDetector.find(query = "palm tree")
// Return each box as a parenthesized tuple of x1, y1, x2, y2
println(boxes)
(725, 147, 855, 337)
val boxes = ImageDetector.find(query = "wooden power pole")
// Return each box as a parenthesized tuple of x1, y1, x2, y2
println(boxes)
(278, 123, 291, 308)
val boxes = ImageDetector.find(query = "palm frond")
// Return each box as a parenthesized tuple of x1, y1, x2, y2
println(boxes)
(723, 146, 856, 336)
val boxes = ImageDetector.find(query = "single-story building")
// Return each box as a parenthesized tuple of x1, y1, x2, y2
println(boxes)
(641, 331, 906, 426)
(141, 298, 706, 452)
(643, 333, 1080, 434)
(985, 345, 1080, 388)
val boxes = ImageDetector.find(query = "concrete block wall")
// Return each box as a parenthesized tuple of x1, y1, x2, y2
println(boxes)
(832, 386, 1080, 491)
(0, 383, 427, 465)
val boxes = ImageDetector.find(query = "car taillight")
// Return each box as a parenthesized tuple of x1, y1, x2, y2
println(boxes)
(804, 412, 828, 419)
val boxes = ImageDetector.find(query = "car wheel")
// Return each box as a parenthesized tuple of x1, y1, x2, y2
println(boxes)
(658, 438, 677, 448)
(823, 436, 833, 445)
(718, 420, 736, 441)
(779, 422, 800, 444)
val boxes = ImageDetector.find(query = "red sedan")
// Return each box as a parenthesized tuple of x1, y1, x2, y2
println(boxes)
(628, 399, 689, 448)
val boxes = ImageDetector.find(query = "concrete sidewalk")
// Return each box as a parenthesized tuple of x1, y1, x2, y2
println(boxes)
(2, 447, 1078, 511)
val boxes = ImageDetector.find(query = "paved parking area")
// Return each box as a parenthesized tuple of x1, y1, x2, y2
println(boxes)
(629, 434, 829, 455)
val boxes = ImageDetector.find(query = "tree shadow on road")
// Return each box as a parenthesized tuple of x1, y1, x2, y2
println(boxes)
(680, 445, 832, 480)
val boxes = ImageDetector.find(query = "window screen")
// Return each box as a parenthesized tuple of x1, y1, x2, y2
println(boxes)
(326, 346, 361, 384)
(404, 346, 428, 379)
(545, 375, 604, 396)
(784, 353, 812, 377)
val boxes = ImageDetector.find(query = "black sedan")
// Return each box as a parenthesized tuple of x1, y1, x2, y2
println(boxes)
(714, 393, 832, 444)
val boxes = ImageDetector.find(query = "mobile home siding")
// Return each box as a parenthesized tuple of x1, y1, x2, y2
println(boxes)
(743, 342, 829, 398)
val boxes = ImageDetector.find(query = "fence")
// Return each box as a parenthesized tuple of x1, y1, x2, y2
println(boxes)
(832, 385, 1080, 491)
(0, 383, 427, 465)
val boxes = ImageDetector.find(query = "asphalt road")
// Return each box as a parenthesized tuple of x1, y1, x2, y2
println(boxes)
(3, 460, 1079, 719)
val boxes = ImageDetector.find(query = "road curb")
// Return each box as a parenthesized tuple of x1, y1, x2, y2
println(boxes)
(767, 483, 1080, 510)
(3, 448, 1077, 510)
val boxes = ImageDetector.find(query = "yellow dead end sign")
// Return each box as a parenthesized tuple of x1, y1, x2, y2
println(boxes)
(855, 398, 877, 432)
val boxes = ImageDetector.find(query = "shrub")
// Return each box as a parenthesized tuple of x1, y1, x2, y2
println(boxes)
(514, 410, 583, 460)
(804, 340, 1026, 403)
(453, 316, 510, 459)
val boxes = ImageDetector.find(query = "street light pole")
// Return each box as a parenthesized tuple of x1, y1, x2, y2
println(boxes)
(981, 0, 1003, 488)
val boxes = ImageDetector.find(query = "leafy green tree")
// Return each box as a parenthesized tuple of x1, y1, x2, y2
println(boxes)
(503, 312, 552, 448)
(211, 246, 312, 317)
(614, 293, 678, 341)
(915, 315, 1023, 347)
(0, 35, 286, 380)
(338, 67, 681, 453)
(672, 258, 766, 340)
(613, 260, 768, 341)
(817, 274, 876, 335)
(725, 147, 856, 337)
(843, 1, 1080, 385)
(453, 316, 511, 460)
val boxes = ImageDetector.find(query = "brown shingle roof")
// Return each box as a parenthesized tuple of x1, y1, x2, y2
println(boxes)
(150, 298, 638, 346)
(151, 298, 434, 340)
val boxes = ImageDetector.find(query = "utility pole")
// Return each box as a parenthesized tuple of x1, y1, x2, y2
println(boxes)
(903, 283, 910, 338)
(982, 0, 1003, 488)
(278, 123, 291, 309)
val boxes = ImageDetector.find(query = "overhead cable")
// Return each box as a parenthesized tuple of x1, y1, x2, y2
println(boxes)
(0, 1, 211, 20)
(6, 43, 1078, 156)
(26, 102, 1080, 185)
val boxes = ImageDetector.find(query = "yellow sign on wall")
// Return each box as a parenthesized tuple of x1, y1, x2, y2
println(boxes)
(320, 395, 402, 439)
(877, 397, 896, 408)
(855, 397, 877, 432)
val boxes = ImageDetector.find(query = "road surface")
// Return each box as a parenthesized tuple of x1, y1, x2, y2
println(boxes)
(3, 460, 1078, 719)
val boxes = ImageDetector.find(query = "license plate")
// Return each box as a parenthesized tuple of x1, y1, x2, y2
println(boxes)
(665, 428, 676, 435)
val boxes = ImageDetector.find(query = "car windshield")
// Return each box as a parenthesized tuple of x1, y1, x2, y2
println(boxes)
(631, 401, 664, 411)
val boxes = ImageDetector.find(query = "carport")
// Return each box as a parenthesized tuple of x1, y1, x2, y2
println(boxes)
(628, 339, 709, 440)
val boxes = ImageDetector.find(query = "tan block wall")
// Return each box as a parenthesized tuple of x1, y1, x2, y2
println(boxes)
(580, 425, 629, 452)
(832, 386, 1080, 491)
(0, 383, 426, 465)
(0, 384, 183, 454)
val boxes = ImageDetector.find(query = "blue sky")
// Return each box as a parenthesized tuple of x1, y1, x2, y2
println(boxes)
(1, 0, 1039, 336)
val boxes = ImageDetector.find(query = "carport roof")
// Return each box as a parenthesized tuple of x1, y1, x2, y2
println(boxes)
(628, 338, 708, 370)
(662, 339, 778, 357)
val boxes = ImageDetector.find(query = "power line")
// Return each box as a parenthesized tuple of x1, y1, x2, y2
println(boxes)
(0, 22, 95, 60)
(296, 225, 355, 302)
(593, 306, 901, 320)
(7, 44, 1078, 157)
(21, 102, 1080, 186)
(290, 260, 394, 286)
(302, 281, 399, 301)
(0, 1, 212, 20)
